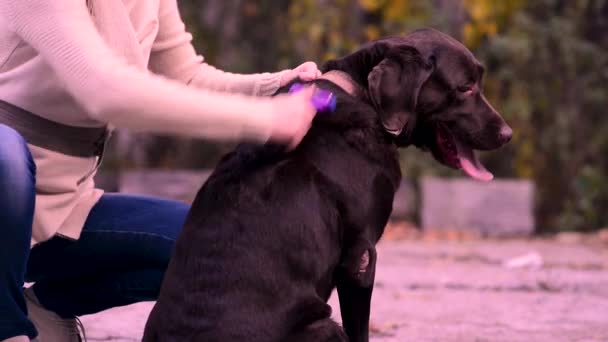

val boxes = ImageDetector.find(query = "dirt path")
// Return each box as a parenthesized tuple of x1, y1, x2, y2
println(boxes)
(81, 238, 608, 341)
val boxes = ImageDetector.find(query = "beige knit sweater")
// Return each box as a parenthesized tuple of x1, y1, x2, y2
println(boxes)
(0, 0, 290, 245)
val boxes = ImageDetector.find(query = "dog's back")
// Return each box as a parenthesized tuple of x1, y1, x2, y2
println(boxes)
(144, 148, 336, 341)
(143, 82, 400, 341)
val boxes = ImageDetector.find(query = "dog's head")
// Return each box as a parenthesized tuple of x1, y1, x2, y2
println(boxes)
(324, 28, 512, 181)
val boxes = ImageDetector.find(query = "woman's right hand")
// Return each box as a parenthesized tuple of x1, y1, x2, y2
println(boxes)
(268, 86, 318, 150)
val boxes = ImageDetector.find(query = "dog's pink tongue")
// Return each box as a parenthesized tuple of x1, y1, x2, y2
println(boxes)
(455, 140, 493, 182)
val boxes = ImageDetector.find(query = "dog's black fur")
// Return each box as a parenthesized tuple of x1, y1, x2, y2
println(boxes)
(143, 29, 511, 342)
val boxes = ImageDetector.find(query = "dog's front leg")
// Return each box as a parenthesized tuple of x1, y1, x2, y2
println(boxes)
(336, 240, 377, 342)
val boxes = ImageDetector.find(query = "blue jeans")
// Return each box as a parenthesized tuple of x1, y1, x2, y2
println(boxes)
(0, 124, 190, 340)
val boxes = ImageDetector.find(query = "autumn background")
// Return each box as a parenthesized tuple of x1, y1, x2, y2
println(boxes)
(102, 0, 608, 233)
(78, 2, 608, 337)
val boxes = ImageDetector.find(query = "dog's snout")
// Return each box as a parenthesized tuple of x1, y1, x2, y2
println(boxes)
(498, 125, 513, 144)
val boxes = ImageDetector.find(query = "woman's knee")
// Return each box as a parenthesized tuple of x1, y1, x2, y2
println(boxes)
(0, 124, 36, 220)
(150, 200, 189, 268)
(150, 200, 190, 267)
(83, 194, 190, 268)
(0, 124, 35, 177)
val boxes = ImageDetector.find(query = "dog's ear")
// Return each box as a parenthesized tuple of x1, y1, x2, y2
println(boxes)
(368, 46, 434, 135)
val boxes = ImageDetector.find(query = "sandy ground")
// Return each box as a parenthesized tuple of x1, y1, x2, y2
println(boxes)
(80, 236, 608, 341)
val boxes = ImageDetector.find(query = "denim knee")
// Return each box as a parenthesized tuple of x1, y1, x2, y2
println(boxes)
(0, 124, 36, 222)
(0, 125, 38, 339)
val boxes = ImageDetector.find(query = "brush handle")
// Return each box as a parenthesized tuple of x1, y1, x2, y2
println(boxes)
(289, 83, 336, 113)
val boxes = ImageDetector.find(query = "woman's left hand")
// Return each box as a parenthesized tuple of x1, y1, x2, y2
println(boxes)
(280, 61, 322, 86)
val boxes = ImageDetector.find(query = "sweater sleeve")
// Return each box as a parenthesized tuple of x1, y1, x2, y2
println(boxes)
(150, 0, 287, 96)
(0, 0, 278, 142)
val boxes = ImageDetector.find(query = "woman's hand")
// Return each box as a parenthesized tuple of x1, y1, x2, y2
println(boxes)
(268, 86, 317, 150)
(280, 61, 322, 86)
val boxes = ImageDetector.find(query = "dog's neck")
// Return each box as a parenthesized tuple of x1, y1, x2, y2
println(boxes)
(316, 70, 400, 175)
(321, 69, 415, 148)
(319, 70, 364, 97)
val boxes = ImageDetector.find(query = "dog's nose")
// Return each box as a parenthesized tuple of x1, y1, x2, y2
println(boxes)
(499, 125, 513, 143)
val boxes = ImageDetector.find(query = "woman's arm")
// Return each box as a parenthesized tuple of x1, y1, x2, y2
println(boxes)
(0, 0, 299, 142)
(150, 0, 319, 96)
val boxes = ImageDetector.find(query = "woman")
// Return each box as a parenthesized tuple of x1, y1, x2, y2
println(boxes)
(0, 1, 320, 341)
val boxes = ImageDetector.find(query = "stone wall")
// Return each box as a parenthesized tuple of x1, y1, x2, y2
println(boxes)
(96, 170, 414, 217)
(95, 171, 534, 234)
(420, 177, 535, 236)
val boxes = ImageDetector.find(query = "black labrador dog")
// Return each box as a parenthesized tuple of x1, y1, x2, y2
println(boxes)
(143, 28, 512, 342)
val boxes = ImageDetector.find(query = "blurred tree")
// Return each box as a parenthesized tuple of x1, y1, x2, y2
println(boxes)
(104, 0, 608, 232)
(477, 0, 608, 231)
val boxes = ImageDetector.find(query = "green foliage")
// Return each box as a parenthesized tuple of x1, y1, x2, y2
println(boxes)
(475, 0, 608, 231)
(165, 0, 608, 231)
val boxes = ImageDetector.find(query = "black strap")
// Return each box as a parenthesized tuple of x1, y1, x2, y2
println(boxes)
(0, 99, 108, 158)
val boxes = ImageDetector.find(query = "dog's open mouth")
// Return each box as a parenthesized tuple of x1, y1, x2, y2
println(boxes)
(430, 123, 493, 181)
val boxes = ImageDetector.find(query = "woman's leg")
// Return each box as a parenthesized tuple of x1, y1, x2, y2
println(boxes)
(26, 193, 190, 317)
(0, 125, 37, 340)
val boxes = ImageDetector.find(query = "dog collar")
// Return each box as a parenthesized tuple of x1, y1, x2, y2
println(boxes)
(319, 70, 363, 97)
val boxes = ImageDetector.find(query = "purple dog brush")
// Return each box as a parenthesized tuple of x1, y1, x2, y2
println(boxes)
(289, 83, 337, 113)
